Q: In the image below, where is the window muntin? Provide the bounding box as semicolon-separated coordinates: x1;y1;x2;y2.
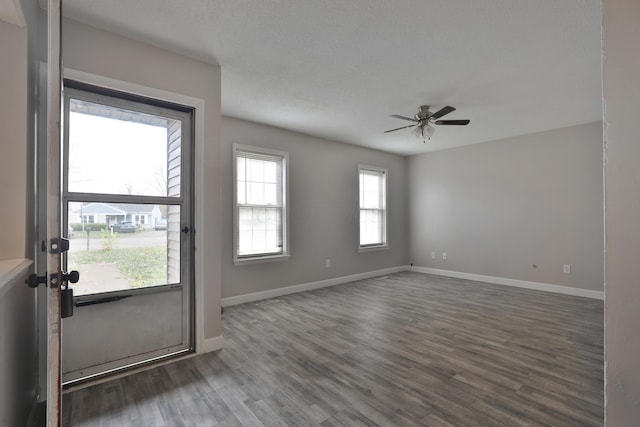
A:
234;145;288;262
359;166;387;249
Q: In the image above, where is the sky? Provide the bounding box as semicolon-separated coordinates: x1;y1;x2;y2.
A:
67;111;169;197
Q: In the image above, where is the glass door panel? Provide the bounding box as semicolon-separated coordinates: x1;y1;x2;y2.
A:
61;84;193;385
67;98;181;198
66;202;181;296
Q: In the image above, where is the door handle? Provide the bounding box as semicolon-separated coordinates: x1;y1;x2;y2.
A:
63;270;80;285
27;270;79;288
181;226;190;234
26;273;47;288
27;271;78;318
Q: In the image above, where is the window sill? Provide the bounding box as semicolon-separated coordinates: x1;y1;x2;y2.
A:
234;254;290;266
358;244;389;253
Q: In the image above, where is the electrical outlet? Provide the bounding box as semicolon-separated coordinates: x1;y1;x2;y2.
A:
563;264;571;274
442;252;447;260
431;252;436;259
325;259;331;268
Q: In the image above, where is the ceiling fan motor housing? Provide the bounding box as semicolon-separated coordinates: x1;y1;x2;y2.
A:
416;105;432;121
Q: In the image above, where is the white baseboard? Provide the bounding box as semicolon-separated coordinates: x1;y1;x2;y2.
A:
221;265;410;307
200;335;224;353
221;264;603;308
410;266;604;300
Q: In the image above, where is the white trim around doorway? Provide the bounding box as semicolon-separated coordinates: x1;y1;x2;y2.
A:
63;68;215;356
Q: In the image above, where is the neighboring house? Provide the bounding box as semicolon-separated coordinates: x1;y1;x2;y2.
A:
69;202;163;229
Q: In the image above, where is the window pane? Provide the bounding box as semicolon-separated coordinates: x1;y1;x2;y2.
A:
264;161;277;183
67;202;179;296
364;173;379;192
360;209;382;245
360;172;382;209
362;190;379;209
264;183;277;205
237;207;282;256
248;182;265;205
252;214;266;250
265;230;277;250
359;168;386;246
68;98;180;197
248;158;264;182
265;208;278;230
235;148;286;259
237;182;246;204
239;156;282;206
237;157;246;204
237;157;246;181
239;208;253;230
239;230;252;253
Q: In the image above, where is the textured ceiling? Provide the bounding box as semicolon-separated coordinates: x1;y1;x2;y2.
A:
60;0;602;156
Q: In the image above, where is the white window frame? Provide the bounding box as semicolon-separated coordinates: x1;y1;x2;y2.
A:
358;164;389;252
233;144;290;265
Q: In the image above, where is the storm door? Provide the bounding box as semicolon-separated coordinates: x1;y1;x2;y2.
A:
61;83;194;385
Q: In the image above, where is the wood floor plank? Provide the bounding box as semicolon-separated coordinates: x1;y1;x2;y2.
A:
62;272;603;426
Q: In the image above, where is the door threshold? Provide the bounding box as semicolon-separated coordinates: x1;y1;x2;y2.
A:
62;348;195;392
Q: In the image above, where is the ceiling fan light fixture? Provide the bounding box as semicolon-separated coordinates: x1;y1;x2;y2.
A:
413;123;436;141
424;124;435;139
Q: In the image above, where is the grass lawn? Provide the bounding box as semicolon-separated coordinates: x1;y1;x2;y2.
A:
68;247;167;287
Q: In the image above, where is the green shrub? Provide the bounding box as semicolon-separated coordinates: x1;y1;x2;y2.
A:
70;222;110;232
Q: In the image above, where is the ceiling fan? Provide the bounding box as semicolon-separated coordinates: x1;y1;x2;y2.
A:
384;105;470;142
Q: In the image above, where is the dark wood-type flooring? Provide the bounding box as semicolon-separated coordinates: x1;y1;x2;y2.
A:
62;272;604;426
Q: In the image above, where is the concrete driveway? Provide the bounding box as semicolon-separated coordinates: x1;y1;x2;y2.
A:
71;262;133;296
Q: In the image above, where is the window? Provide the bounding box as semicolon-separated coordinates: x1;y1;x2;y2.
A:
359;165;388;250
233;144;289;264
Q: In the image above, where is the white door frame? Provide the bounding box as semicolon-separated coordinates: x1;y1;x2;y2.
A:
62;68;208;355
45;0;63;425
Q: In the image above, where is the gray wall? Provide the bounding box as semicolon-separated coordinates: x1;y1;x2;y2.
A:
0;263;36;427
0;0;41;423
221;117;408;299
0;19;28;260
603;0;640;423
408;122;603;291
